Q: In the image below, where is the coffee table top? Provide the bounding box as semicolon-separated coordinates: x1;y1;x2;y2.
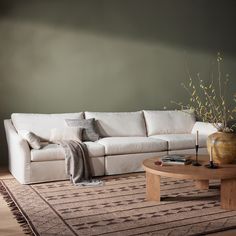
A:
143;155;236;180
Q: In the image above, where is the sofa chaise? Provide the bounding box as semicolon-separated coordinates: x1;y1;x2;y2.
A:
4;110;217;184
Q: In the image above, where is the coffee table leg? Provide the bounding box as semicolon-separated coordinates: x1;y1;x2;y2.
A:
221;178;236;210
195;180;209;190
146;172;160;201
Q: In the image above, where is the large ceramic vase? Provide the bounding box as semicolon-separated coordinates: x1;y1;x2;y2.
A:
207;132;236;164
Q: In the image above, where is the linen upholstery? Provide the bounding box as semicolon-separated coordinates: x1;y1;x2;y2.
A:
143;110;196;136
65;118;99;142
4;110;215;185
11;113;83;141
191;121;218;135
105;151;167;175
97;137;167;155
31;142;105;162
18;130;42;150
31;144;65;162
85;111;146;137
84;141;105;157
4;120;31;184
150;134;207;150
105;149;208;175
29;157;105;184
49;127;82;142
169;148;208;155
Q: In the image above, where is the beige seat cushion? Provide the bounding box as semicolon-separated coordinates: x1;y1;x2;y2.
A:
31;144;65;162
31;142;105;162
84;141;105;157
150;134;207;150
97;137;167;155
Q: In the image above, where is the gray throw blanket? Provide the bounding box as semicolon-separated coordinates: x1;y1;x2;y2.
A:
56;140;103;187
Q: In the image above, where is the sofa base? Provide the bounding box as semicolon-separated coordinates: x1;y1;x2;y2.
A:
105;148;208;175
13;156;105;184
9;148;208;184
105;152;167;175
169;148;208;155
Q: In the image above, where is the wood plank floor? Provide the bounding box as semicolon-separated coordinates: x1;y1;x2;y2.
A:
0;168;25;236
0;168;236;236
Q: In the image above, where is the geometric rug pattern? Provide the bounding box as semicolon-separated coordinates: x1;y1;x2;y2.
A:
1;173;236;236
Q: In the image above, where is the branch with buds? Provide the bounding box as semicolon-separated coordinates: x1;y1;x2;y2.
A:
172;53;236;133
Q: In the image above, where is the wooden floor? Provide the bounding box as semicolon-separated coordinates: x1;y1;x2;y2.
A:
0;168;25;236
0;168;236;236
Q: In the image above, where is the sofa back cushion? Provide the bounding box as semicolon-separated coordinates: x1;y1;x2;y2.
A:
85;111;146;137
143;110;196;136
11;113;83;141
191;121;218;135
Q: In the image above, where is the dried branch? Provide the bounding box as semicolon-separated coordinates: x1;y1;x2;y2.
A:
174;53;236;133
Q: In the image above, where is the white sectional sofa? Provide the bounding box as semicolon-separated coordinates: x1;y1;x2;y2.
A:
4;110;217;184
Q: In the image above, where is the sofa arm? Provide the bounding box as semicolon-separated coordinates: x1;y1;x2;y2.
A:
4;119;31;183
191;121;218;136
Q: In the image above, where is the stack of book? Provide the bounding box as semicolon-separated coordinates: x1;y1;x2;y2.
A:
155;155;192;166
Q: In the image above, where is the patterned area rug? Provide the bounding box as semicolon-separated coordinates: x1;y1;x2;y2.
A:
1;173;236;236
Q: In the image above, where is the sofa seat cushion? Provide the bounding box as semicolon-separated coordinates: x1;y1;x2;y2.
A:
31;144;64;162
97;137;167;155
31;142;105;162
143;110;196;136
84;141;105;157
150;134;207;150
11;113;84;141
85;111;146;137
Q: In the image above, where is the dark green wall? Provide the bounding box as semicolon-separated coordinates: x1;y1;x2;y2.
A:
0;0;236;166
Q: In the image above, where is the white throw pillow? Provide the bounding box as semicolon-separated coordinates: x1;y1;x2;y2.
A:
50;127;83;142
18;130;42;150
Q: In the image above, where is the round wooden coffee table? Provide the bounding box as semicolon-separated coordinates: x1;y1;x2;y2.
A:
142;155;236;210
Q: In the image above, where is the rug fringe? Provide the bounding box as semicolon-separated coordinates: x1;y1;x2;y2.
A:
0;181;35;235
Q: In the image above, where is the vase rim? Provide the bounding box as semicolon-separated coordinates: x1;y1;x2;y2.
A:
216;131;236;134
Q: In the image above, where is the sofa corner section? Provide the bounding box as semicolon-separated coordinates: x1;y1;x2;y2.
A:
4;119;31;184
